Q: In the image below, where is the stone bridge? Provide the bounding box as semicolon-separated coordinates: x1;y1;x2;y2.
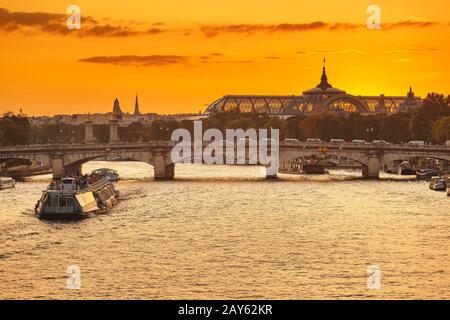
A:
1;141;449;179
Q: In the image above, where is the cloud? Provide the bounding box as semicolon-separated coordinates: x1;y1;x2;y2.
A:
3;7;437;39
78;55;189;66
388;45;437;54
199;20;440;37
382;20;438;30
200;22;330;37
0;7;165;37
78;53;257;67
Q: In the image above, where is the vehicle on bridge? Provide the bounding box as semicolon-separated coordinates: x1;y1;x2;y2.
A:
35;177;118;220
352;139;367;145
330;139;346;144
0;177;15;190
373;140;389;145
408;140;425;147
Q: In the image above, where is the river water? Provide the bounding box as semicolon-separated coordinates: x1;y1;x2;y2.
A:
0;161;449;299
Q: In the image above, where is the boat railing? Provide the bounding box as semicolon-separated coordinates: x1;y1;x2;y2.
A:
45;177;110;194
86;177;110;191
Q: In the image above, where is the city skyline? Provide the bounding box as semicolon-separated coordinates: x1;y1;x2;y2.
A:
1;0;450;116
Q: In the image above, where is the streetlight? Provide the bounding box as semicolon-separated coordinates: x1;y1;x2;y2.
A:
366;127;374;142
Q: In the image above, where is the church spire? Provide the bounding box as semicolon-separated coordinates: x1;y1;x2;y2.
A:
112;97;123;120
317;58;332;91
407;85;415;100
134;94;141;115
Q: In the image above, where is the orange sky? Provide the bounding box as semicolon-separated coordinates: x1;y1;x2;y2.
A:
0;0;449;115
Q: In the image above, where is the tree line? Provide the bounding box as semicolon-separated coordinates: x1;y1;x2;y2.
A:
1;93;449;146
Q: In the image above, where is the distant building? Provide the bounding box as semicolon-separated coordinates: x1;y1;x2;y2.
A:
29;96;202;127
205;61;422;116
112;98;123;120
134;95;141;116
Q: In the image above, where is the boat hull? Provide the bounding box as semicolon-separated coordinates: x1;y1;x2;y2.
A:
0;178;15;190
430;185;446;191
35;177;118;220
38;211;88;220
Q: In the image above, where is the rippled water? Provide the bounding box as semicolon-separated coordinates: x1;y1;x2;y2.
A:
0;161;449;299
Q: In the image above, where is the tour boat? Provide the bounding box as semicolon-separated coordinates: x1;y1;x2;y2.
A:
92;168;120;182
398;161;416;175
0;177;15;190
35;176;119;220
416;169;440;181
279;160;328;175
429;176;446;191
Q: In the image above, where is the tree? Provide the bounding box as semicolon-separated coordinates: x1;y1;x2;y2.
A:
379;113;411;143
0;113;31;145
410;93;450;142
93;124;109;143
299;113;345;140
432;116;450;144
119;122;144;142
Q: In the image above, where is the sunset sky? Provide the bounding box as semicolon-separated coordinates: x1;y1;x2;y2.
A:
0;0;449;115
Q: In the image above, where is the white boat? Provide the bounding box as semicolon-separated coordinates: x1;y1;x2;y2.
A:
92;168;120;182
0;177;15;190
35;176;118;220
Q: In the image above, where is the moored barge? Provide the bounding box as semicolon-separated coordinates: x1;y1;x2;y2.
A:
0;177;15;190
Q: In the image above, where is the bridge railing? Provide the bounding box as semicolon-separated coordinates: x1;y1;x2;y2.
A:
1;141;449;153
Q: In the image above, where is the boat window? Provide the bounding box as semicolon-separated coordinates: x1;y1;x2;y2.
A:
59;196;66;207
50;196;59;207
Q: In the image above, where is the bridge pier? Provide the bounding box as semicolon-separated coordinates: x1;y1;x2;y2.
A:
51;156;82;178
51;157;65;179
362;155;381;179
109;119;120;143
153;155;175;180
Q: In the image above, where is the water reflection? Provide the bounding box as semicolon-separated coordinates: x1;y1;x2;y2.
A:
0;161;448;299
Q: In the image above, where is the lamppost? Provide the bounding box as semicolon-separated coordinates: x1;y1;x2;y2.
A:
366;127;374;142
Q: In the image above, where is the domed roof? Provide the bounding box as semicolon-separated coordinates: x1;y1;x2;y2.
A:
303;63;346;95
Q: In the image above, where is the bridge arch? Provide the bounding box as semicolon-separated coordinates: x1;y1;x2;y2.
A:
59;149;175;180
280;150;370;166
